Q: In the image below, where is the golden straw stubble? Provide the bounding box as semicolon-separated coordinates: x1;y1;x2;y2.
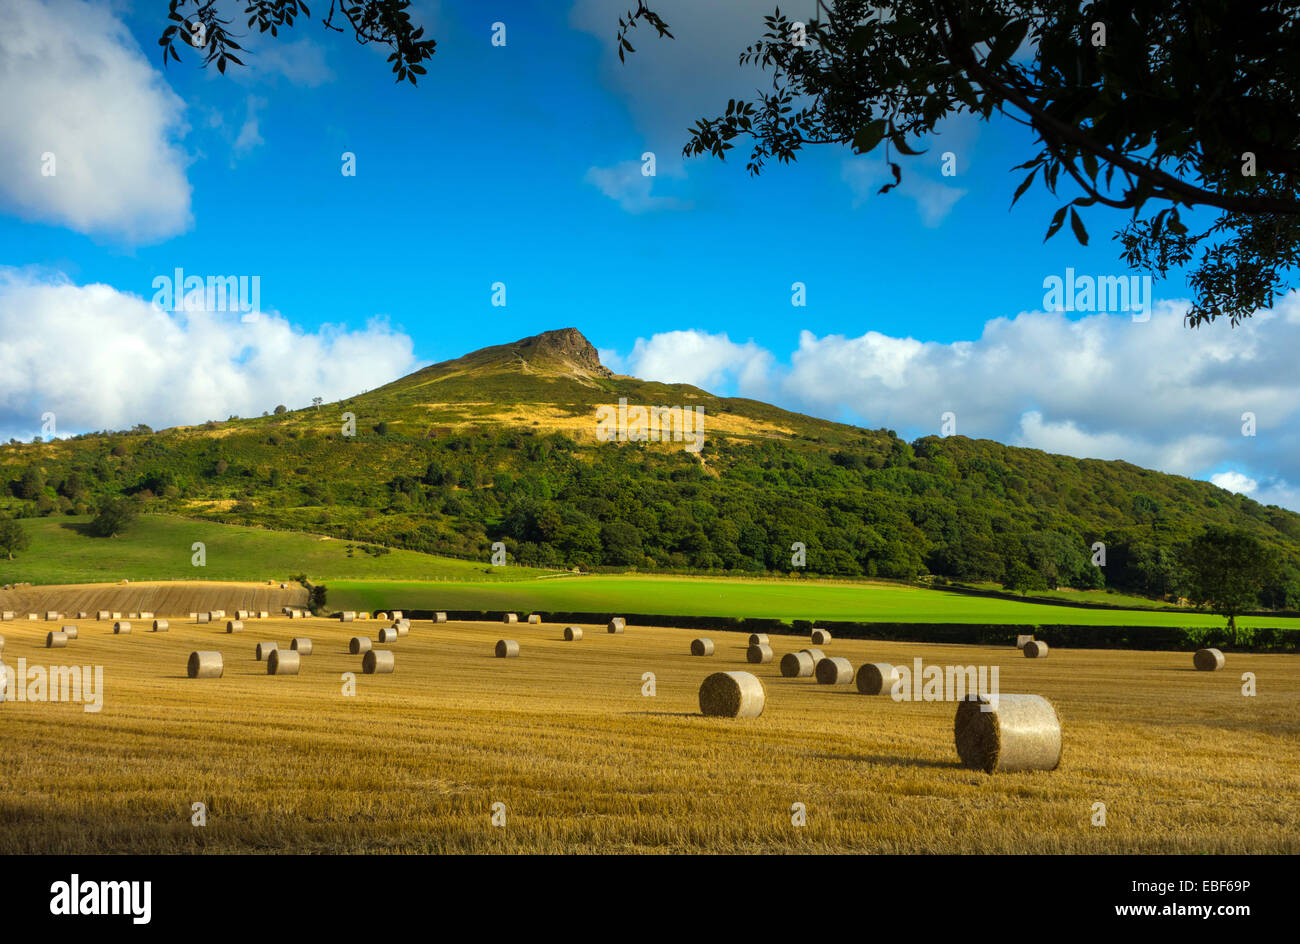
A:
954;694;1062;774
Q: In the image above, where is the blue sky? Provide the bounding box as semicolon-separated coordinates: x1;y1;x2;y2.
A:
1;0;1297;508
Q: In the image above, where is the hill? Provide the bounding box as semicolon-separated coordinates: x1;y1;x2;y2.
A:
3;328;1299;607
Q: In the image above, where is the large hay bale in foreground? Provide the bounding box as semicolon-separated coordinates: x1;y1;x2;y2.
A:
434;612;447;623
746;643;773;664
699;671;766;718
290;637;312;655
810;628;832;645
608;617;626;634
1023;640;1049;659
61;625;79;639
527;614;541;624
45;631;69;649
267;649;300;675
563;626;583;641
1016;634;1034;649
748;633;770;646
363;650;394;674
780;651;814;678
503;613;518;624
1194;647;1225;671
378;627;398;643
226;620;244;634
187;651;223;679
815;656;854;685
495;639;520;658
691;638;715;656
255;641;278;660
855;662;898;695
349;636;371;655
954;693;1062;773
152;620;169;633
113;621;131;634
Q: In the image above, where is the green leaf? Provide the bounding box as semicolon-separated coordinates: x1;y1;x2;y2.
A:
852;119;887;154
1069;207;1089;245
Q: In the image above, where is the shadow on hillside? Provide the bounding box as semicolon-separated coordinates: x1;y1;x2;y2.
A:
56;522;97;537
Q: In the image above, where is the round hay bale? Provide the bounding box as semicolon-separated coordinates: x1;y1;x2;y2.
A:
563;626;583;641
746;643;773;664
1016;634;1034;649
339;611;356;622
495;639;520;658
391;611;403;620
527;614;541;624
1023;640;1049;659
152;620;169;633
45;631;68;648
780;651;814;678
434;612;448;623
748;633;770;646
61;625;79;639
954;693;1062;773
503;613;518;624
378;627;398;643
690;637;715;656
855;662;898;695
1194;647;1225;671
197;612;211;623
363;649;395;674
226;620;244;634
45;611;59;621
258;611;269;619
395;622;410;637
267;649;300;675
187;651;223;679
255;641;278;660
799;647;826;665
815;656;854;685
698;671;766;718
113;621;131;634
607;617;626;634
349;636;371;655
374;612;388;621
810;628;832;645
1;612;14;621
97;611;111;621
290;637;312;655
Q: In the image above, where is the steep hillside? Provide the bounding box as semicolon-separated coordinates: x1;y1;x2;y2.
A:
3;328;1298;605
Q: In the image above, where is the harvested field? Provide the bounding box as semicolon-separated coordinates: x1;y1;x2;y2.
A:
0;581;308;621
0;617;1295;853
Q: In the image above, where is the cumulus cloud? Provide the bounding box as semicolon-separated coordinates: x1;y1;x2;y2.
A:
0;0;192;243
610;296;1300;510
233;96;267;157
584;160;689;213
621;330;774;393
0;269;420;438
243;39;335;87
842;156;968;226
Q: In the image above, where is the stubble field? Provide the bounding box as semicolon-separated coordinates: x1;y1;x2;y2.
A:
1;614;1296;853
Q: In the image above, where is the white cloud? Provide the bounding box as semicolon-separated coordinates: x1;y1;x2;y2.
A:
233;96;267;157
245;39;335;87
0;0;192;243
584;161;688;213
616;330;774;395
1211;471;1258;495
610;295;1300;510
0;269;420;438
842;156;967;226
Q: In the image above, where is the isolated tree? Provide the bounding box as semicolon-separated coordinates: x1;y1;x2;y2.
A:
273;404;288;414
89;498;138;538
0;516;30;560
312;397;323;410
1180;526;1278;631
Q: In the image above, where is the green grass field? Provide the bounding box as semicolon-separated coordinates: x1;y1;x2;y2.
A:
325;575;1291;628
4;515;557;584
